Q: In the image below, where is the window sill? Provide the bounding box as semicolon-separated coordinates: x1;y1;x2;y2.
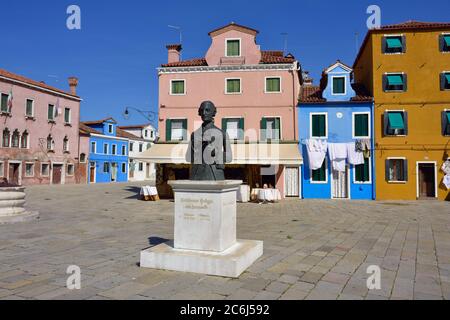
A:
25;116;36;121
1;112;12;117
382;52;405;55
387;181;407;184
385;135;407;137
64;151;70;154
384;90;406;93
64;123;72;127
48;120;56;124
47;150;55;153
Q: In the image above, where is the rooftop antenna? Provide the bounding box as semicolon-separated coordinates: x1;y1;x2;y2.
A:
168;25;182;44
281;33;288;55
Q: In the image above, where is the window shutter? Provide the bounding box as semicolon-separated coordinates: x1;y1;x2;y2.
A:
383;112;389;136
319;115;326;137
439;35;444;52
166;119;172;141
239;118;245;140
442;111;448;136
403;160;408;182
403;74;408;91
382;37;387;53
385;159;390;181
275;118;281;139
182;119;188;141
401;35;407;53
222;118;227;131
403;112;408;135
382;74;387;92
261;118;267;141
440;73;446;91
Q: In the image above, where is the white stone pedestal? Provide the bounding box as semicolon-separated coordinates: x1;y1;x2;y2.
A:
140;180;263;278
0;187;39;225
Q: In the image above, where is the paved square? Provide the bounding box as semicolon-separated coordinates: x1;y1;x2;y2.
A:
0;183;449;300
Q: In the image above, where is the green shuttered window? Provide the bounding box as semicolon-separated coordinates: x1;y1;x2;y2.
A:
312;160;326;182
166;119;187;141
383;36;405;54
261;117;281;140
26;99;33;116
171;80;185;95
226;79;241;94
226;40;240;57
388;112;405;130
1;94;9;112
311;114;326;137
266;78;281;93
354;114;369;137
355;158;370;183
332;77;345;94
48;104;55;120
222;118;244;140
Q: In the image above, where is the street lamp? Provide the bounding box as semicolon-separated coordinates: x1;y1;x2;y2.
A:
123;107;159;126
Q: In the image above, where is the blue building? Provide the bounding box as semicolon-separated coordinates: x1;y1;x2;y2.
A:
298;61;375;200
81;118;129;184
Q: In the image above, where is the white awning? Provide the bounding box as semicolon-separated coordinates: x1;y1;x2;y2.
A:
141;143;303;166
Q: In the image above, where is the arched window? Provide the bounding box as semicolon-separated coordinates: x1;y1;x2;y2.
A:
79;153;86;163
2;128;10;148
63;136;69;152
21;131;28;149
11;130;20;148
47;135;54;151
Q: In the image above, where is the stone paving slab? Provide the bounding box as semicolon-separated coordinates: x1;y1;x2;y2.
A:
0;182;449;300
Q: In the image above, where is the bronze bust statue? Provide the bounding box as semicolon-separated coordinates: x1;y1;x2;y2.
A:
187;101;232;181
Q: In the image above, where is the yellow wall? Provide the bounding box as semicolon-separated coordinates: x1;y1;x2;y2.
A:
355;29;450;201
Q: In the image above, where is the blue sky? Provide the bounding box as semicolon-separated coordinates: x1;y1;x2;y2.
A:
1;0;449;128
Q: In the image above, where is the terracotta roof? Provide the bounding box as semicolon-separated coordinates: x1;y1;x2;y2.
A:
354;20;450;67
260;51;296;64
299;84;373;104
116;128;145;141
0;69;80;100
79;123;101;135
161;58;208;68
81;117;117;126
208;22;259;36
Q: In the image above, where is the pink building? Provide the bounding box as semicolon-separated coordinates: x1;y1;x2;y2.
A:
0;69;83;186
145;23;303;198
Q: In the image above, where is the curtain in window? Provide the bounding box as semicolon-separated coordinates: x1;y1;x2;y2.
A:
172;81;184;94
266;78;280;92
227;40;240;56
227;79;240;93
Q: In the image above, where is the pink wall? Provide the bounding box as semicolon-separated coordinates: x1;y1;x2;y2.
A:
0;79;81;185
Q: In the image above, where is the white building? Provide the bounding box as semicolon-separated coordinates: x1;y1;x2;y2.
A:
118;124;158;182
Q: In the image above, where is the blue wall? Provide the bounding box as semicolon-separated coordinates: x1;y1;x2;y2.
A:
322;65;356;102
87;121;129;183
298;102;375;200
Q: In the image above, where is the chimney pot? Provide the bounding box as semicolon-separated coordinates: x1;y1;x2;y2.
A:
166;44;182;64
68;77;78;95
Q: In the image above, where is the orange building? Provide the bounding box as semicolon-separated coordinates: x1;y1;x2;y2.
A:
354;21;450;201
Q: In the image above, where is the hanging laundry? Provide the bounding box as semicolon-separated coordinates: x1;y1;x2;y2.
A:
443;174;450;190
328;143;348;172
442;160;450;175
305;139;328;170
356;139;371;158
347;142;365;165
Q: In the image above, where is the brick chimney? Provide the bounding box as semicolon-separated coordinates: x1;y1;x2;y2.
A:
166;44;182;64
68;77;78;95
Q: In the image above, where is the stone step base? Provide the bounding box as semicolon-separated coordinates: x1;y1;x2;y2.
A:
0;211;39;225
140;240;263;278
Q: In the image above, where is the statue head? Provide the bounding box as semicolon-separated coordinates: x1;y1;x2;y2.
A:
198;101;217;123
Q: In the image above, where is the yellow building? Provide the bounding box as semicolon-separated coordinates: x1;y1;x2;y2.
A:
354;21;450;201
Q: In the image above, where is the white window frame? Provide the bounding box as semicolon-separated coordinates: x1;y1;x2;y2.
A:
20;131;29;149
352;112;371;139
0;92;10;113
225;78;242;95
108;124;114;134
103;143;109;155
139;143;143;153
383;34;405;55
129;142;134;152
384;72;406;92
441;33;450;54
63;137;69;152
331;75;347;96
169;118;187;141
170;79;186;96
416;161;438;199
223;117;244;141
25;162;35;177
225;38;242;57
48;104;55;121
64;107;71;124
385;109;407;137
264;76;282;94
112;144;117;155
91;141;97;154
121;162;127;173
41;163;50;177
139;162;144;172
79;153;87;164
103;162;110;173
353;157;372;184
310;159;329;184
386;157;407;184
25;99;34;117
0;161;4;177
310;112;328;139
121;145;126;156
66;163;75;176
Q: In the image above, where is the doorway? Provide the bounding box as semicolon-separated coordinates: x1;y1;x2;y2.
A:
332;166;349;199
89;162;96;183
417;163;436;199
111;163;118;182
52;164;63;185
8;162;21;185
146;163;150;179
285;167;299;197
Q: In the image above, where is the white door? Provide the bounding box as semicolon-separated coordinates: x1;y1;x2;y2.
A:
332;167;349;199
285;167;299;197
